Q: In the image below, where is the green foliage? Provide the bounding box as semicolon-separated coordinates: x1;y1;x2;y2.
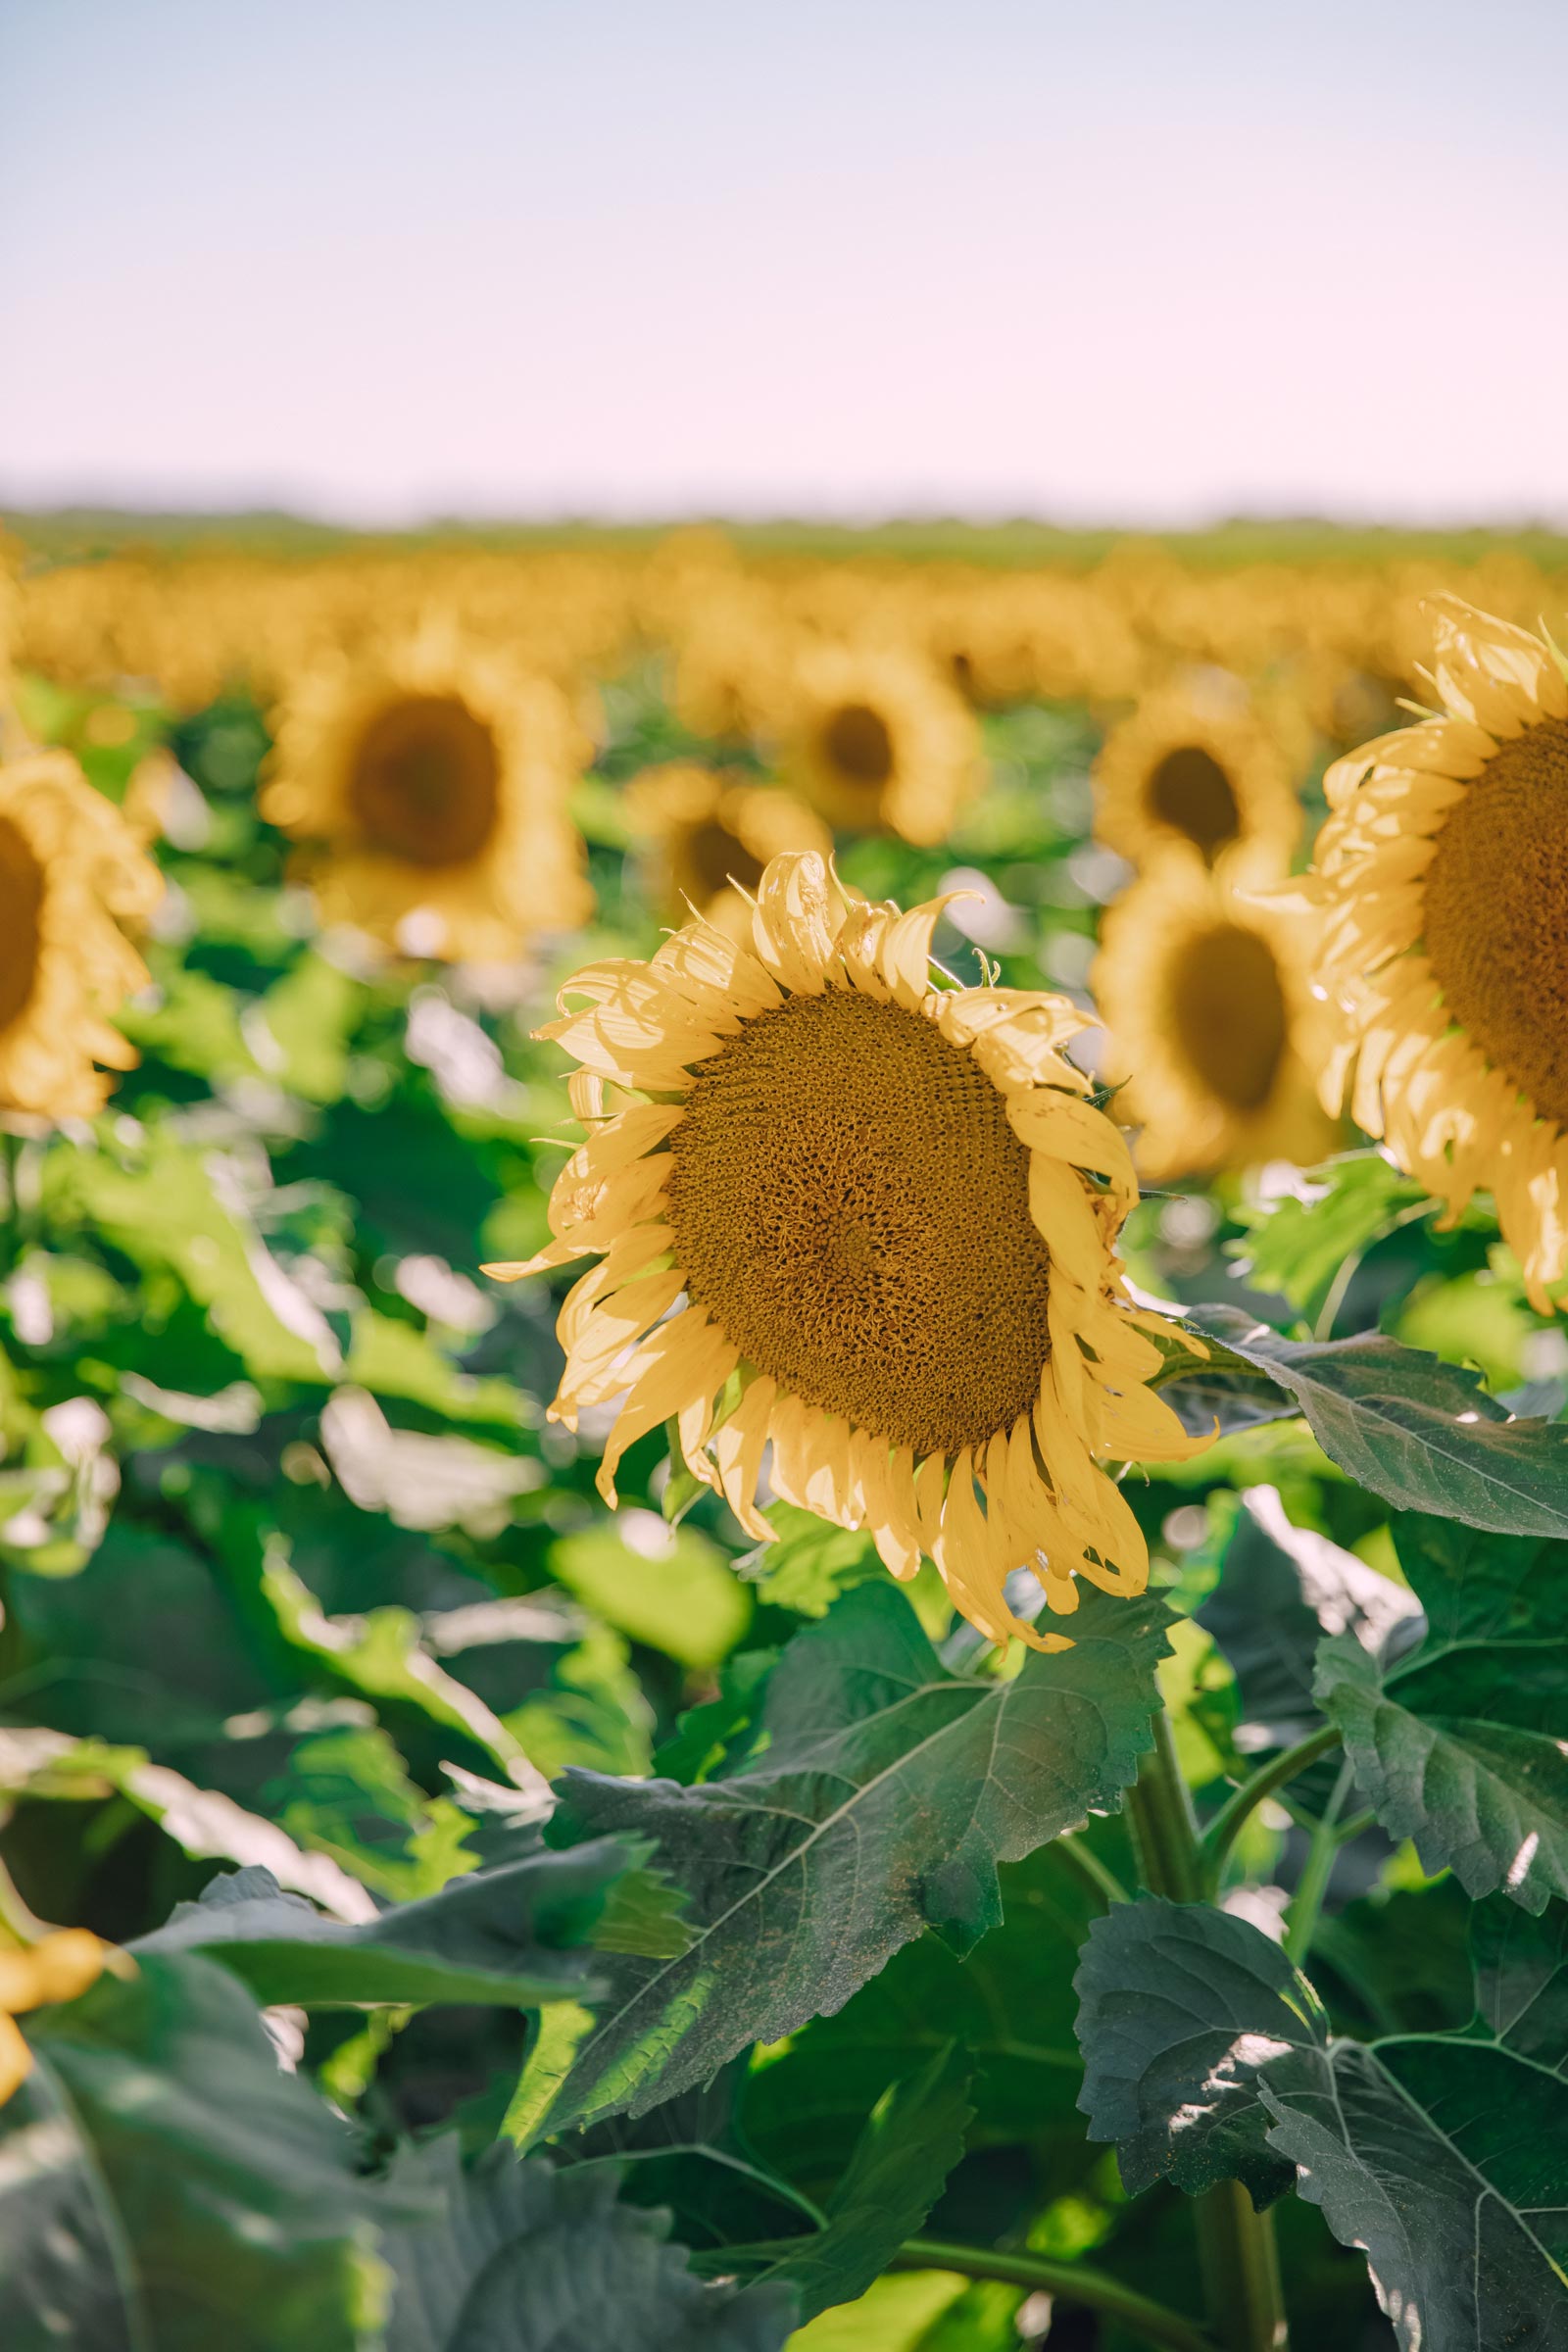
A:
11;657;1567;2349
1074;1897;1328;2208
1164;1304;1568;1536
522;1583;1170;2134
1077;1893;1568;2345
379;2139;798;2351
128;1839;652;2009
1315;1511;1568;1911
0;1954;392;2352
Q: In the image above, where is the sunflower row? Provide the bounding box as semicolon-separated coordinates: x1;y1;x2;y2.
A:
7;529;1564;738
3;556;1567;1646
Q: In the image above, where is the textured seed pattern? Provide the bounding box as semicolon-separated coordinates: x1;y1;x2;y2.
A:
0;818;43;1033
1423;716;1568;1123
665;986;1054;1456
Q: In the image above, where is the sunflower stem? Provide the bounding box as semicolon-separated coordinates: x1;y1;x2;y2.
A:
1199;1723;1344;1888
1127;1709;1292;2352
894;2238;1216;2352
1283;1759;1353;1967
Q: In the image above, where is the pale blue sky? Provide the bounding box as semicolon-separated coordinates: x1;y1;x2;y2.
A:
5;0;1566;522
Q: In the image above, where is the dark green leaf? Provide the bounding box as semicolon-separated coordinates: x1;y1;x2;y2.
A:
1261;2034;1568;2348
1470;1893;1568;2072
1316;1511;1568;1911
564;2070;819;2256
1198;1485;1420;1743
1164;1305;1568;1540
128;1839;646;2008
380;2139;797;2352
1074;1896;1328;2209
525;1581;1170;2134
733;2046;973;2323
742;1837;1111;2188
0;1953;392;2352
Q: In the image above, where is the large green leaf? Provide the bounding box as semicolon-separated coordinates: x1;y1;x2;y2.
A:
1471;1892;1568;2070
1074;1896;1328;2209
1197;1485;1420;1745
1315;1511;1568;1912
729;2046;973;2323
522;1581;1170;2134
1261;2034;1568;2347
0;1953;390;2352
562;2070;821;2256
379;2139;797;2351
1160;1305;1568;1539
1077;1892;1568;2346
128;1839;654;2008
743;1837;1110;2189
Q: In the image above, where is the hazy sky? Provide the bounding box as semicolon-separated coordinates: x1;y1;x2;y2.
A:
5;0;1567;524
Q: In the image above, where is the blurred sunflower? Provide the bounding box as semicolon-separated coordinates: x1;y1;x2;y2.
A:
0;1931;113;2107
489;851;1209;1649
1093;681;1299;872
1094;861;1334;1182
774;643;981;844
263;615;593;961
1282;596;1568;1309
0;747;162;1121
623;762;830;940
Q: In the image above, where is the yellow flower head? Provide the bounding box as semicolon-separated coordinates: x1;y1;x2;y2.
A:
0;747;162;1122
623;762;830;942
1094;861;1336;1183
1286;595;1568;1310
490;851;1209;1650
1093;680;1300;874
262;612;593;962
0;1930;113;2108
773;642;982;845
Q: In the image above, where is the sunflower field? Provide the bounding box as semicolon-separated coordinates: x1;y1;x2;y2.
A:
2;519;1568;2352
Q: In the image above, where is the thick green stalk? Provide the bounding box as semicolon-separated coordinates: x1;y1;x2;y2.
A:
1127;1713;1292;2352
895;2238;1215;2352
1192;2181;1289;2352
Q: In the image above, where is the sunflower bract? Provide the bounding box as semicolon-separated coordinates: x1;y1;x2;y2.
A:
493;849;1212;1650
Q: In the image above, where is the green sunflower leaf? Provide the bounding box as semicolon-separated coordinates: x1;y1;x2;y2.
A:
1260;2030;1568;2346
1315;1510;1568;1912
723;2045;974;2323
1073;1895;1328;2209
0;1952;393;2352
1160;1304;1568;1538
1077;1891;1568;2345
517;1579;1171;2137
379;2138;797;2352
127;1838;656;2009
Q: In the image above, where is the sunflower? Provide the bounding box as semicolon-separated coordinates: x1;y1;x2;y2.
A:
1281;595;1568;1310
0;1931;113;2108
0;747;162;1122
1094;860;1335;1182
262;613;593;961
623;763;831;941
488;851;1209;1650
1093;680;1300;873
772;642;982;844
